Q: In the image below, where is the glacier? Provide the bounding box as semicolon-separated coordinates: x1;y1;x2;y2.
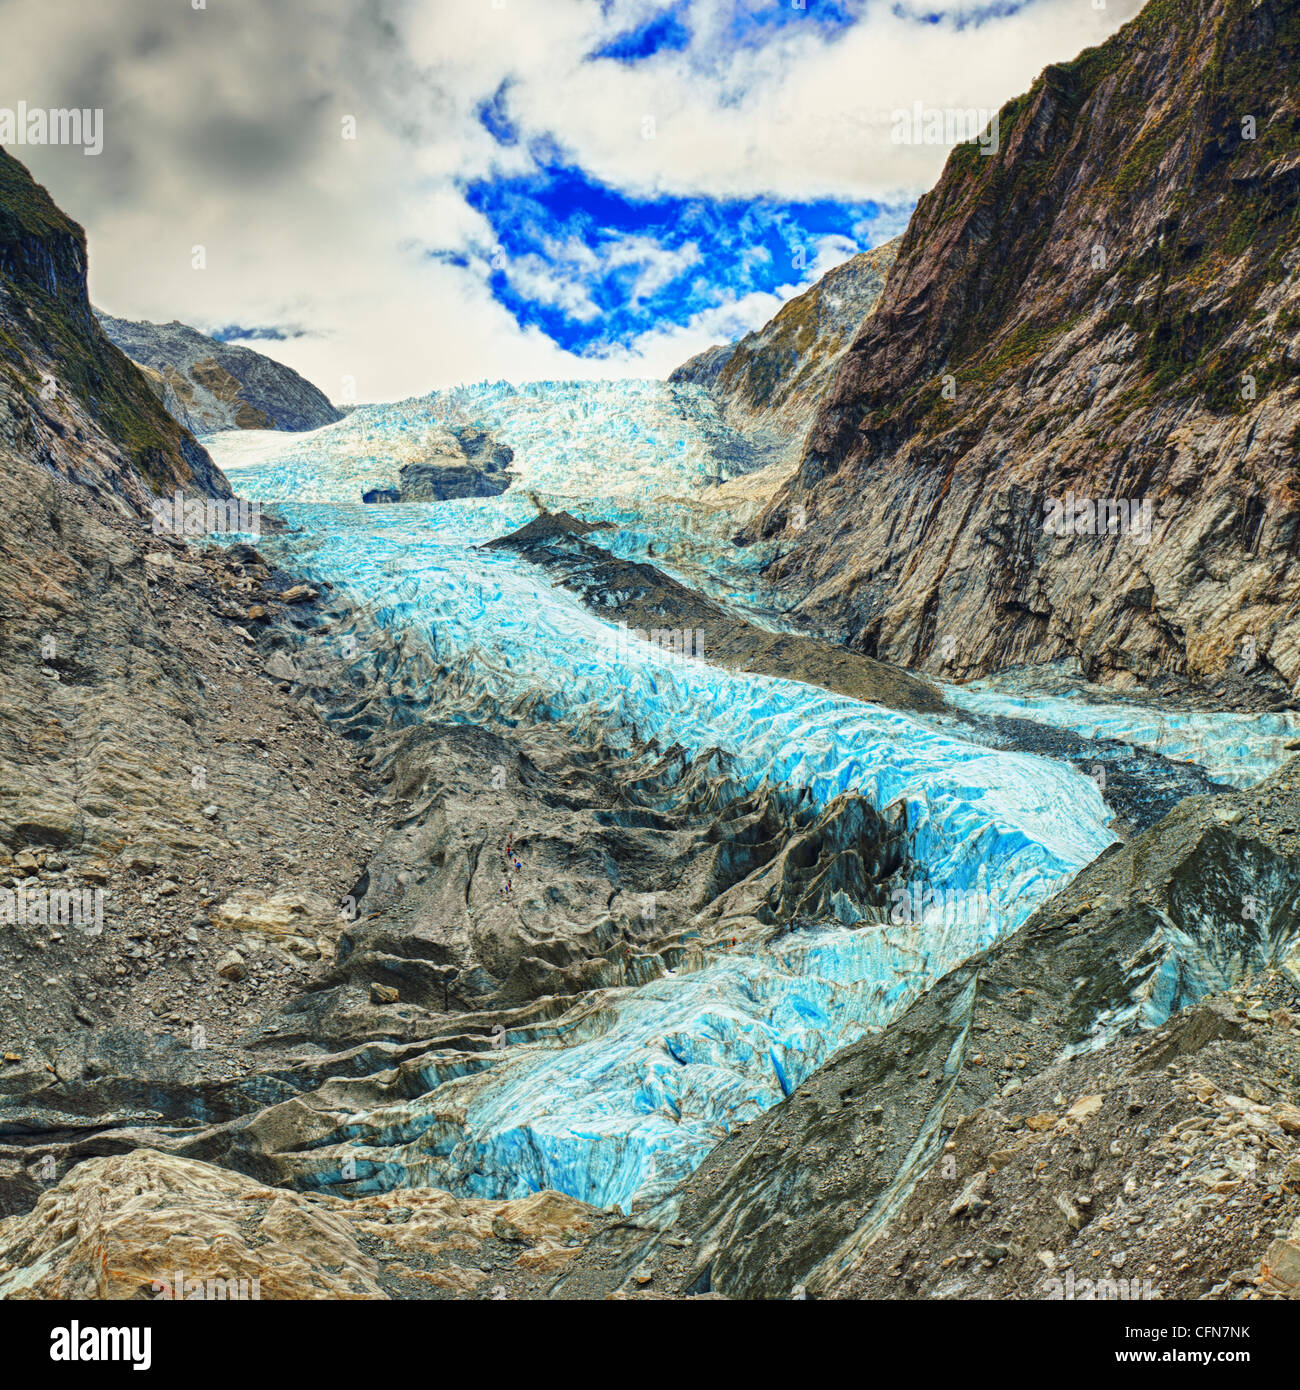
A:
200;379;1279;1211
207;381;791;611
209;379;774;504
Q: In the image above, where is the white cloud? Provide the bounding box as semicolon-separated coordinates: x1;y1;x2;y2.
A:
606;236;703;303
0;0;1146;401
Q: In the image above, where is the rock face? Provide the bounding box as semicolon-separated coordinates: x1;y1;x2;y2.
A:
0;1148;601;1300
673;242;898;460
832;993;1300;1302
95;313;343;434
0;149;227;508
0;147;378;1083
556;758;1300;1300
749;0;1300;693
96;314;343;433
367;424;514;502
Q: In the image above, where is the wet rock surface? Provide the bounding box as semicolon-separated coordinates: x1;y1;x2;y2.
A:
487;504;947;714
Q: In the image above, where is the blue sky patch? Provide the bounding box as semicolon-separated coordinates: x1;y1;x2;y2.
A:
719;0;859;45
592;5;692;62
891;0;1035;27
458;160;899;355
592;1;862;66
477;81;520;145
210;324;306;342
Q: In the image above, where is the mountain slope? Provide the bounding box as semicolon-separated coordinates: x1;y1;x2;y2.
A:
750;0;1300;693
95;312;343;434
0;148;227;506
672;241;898;457
0;146;371;1087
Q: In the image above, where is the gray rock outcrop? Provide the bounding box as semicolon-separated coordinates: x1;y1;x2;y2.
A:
95;312;343;434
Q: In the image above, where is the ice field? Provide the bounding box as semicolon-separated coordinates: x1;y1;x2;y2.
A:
203;384;1292;1208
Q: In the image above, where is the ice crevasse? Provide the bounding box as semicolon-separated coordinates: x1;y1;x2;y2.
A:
946;674;1300;790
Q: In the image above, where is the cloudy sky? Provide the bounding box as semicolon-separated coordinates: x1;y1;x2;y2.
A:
1;0;1140;402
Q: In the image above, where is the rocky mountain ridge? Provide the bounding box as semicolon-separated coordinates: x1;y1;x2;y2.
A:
746;0;1300;695
672;241;898;463
96;312;343;435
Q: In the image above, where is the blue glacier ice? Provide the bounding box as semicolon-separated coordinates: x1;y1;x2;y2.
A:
206;379;792;611
204;397;1130;1209
216;498;1114;900
946;669;1299;789
213;512;1113;1208
206;378;773;505
337;916;1041;1211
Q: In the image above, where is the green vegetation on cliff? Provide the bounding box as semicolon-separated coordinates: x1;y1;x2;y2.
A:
0;148;224;496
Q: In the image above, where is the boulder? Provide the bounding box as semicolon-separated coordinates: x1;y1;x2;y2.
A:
212;889;343;959
0;1150;385;1299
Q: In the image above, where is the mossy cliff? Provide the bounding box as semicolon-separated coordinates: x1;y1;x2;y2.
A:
0;147;229;506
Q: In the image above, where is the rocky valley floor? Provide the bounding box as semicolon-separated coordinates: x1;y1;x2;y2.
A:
5;428;1300;1303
